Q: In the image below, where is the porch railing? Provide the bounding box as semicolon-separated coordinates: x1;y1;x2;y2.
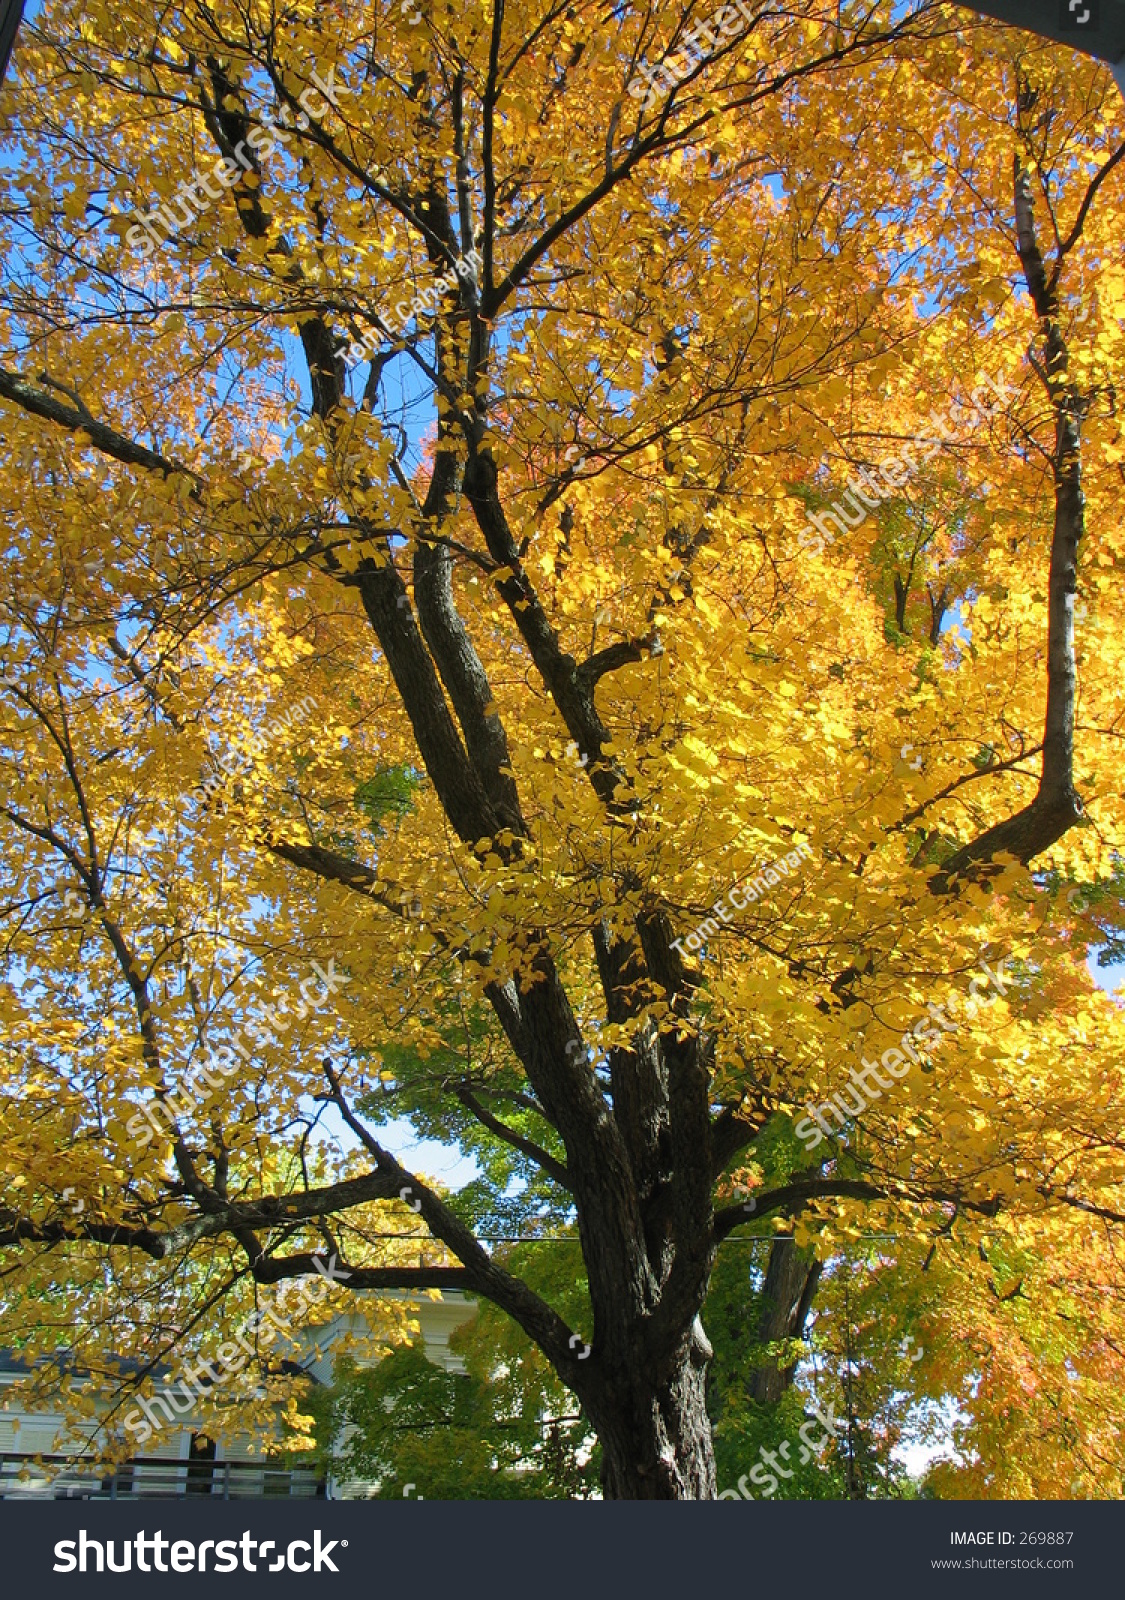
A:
0;1452;325;1499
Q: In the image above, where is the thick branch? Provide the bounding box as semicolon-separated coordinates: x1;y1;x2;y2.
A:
713;1178;1003;1239
320;1063;597;1382
249;1256;473;1291
710;1106;770;1179
0;368;200;485
928;158;1086;889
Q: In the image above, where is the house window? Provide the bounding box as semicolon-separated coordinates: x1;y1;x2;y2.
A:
186;1433;216;1496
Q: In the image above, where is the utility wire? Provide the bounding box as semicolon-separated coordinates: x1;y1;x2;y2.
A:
346;1232;909;1244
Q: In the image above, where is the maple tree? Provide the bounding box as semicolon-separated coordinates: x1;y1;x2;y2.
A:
0;0;1124;1500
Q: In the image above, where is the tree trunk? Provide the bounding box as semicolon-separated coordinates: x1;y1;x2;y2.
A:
592;1319;717;1499
747;1235;822;1406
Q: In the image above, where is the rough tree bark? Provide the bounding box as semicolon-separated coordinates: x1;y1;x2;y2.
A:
747;1237;823;1407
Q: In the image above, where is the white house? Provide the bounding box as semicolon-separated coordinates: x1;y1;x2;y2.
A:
0;1291;476;1500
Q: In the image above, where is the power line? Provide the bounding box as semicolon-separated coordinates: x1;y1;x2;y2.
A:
347;1232;909;1244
